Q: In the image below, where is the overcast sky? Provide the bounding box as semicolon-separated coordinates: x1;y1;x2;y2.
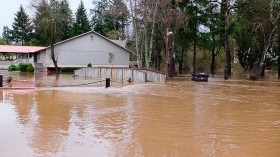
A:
0;0;93;37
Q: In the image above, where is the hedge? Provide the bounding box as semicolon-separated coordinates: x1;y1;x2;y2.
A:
8;64;18;71
17;62;29;72
61;67;80;72
27;64;35;72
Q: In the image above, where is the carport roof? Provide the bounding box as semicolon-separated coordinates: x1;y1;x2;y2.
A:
0;45;46;53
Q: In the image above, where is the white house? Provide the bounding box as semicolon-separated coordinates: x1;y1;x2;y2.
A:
34;31;132;71
0;31;132;71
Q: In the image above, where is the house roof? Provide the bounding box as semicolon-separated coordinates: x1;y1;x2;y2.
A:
38;31;133;54
0;45;46;53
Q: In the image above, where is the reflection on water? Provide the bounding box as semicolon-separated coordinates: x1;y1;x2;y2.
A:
0;72;280;157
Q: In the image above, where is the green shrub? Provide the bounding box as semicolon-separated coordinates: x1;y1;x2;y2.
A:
61;67;80;72
87;63;92;67
17;62;29;72
27;64;35;72
8;64;18;71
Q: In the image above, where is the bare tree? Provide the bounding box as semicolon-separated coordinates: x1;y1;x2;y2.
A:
254;0;280;80
32;0;59;73
129;0;187;70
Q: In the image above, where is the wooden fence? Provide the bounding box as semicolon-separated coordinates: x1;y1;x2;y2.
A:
74;67;166;83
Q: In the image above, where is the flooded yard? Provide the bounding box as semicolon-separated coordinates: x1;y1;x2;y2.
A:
0;71;280;157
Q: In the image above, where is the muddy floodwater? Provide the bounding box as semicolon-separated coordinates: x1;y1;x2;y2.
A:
0;71;280;157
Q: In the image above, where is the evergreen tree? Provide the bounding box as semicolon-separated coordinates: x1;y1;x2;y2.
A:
73;1;91;36
11;5;33;45
2;26;12;44
198;1;223;75
91;0;129;39
33;0;51;46
58;0;73;40
33;0;74;44
32;0;59;72
0;39;7;45
91;0;110;36
106;0;129;39
178;0;203;74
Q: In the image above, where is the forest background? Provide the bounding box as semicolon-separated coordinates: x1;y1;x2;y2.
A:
0;0;280;79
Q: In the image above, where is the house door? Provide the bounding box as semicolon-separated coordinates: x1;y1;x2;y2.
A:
34;54;37;62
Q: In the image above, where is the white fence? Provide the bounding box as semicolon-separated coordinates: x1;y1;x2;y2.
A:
74;67;166;83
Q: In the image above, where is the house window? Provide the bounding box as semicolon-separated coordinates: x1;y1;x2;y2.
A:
18;54;29;58
109;53;114;63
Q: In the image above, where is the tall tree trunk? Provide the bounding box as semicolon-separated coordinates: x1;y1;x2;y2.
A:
210;7;216;75
50;22;59;74
135;24;141;67
154;25;161;71
226;4;231;75
141;33;145;66
278;33;280;79
179;47;184;74
179;63;183;74
224;34;230;79
277;31;280;79
154;54;157;70
278;15;280;79
168;32;175;77
147;0;159;68
156;36;161;71
143;0;150;68
193;40;197;74
144;27;149;67
278;56;280;78
154;49;161;71
143;0;149;68
50;42;59;73
130;0;141;68
211;46;216;75
193;7;197;74
255;14;279;80
222;0;230;79
165;28;169;74
157;55;161;70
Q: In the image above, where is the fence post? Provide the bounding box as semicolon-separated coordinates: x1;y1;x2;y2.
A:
122;69;124;84
144;73;147;83
105;78;110;88
84;68;86;79
99;68;101;80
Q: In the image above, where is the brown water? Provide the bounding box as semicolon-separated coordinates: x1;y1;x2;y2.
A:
0;72;280;157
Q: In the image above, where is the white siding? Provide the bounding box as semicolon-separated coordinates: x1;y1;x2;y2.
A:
36;51;47;65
